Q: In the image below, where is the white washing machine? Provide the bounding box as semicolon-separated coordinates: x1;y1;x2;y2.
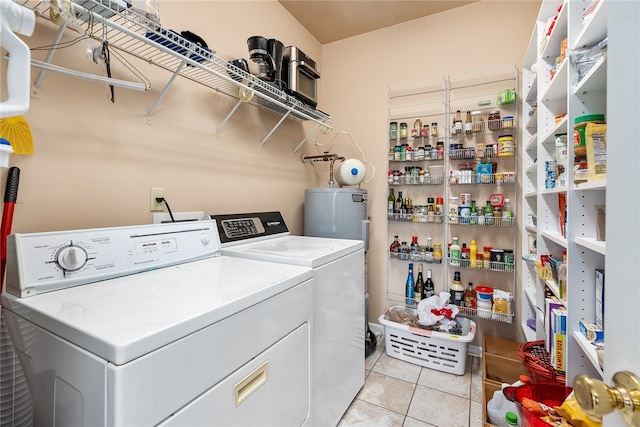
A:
209;212;365;427
0;220;314;426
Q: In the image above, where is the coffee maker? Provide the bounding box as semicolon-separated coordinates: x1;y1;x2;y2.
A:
247;36;284;90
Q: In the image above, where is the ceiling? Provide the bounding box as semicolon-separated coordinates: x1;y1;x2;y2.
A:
278;1;478;44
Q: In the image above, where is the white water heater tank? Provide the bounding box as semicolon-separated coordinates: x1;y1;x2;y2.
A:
334;158;365;186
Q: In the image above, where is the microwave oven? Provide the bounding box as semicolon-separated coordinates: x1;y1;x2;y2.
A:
283;46;319;109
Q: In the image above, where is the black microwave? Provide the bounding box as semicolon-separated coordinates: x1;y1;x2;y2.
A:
283;46;320;109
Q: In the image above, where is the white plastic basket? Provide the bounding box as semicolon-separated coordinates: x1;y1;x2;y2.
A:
378;306;476;375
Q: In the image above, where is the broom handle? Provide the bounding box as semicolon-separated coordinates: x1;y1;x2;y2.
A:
1;166;20;292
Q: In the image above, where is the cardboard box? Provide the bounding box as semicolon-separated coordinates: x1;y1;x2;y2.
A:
545;297;563;352
580;321;604;342
595;269;605;329
551;308;567;372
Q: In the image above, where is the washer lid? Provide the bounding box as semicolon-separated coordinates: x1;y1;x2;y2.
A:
1;256;311;365
221;235;363;268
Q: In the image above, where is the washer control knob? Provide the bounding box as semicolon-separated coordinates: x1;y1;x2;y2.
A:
201;234;210;245
56;245;88;272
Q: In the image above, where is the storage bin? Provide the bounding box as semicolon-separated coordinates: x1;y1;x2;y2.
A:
379;306;476;375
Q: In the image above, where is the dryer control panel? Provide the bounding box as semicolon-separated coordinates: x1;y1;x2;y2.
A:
209;211;289;245
4;220;220;297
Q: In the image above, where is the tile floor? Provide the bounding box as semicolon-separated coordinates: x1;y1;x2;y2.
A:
339;333;484;427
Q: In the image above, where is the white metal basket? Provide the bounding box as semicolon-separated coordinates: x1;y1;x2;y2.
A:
379;306;476;375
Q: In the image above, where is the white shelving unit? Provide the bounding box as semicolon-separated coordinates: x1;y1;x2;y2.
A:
520;0;608;385
386;65;519;325
18;0;332;149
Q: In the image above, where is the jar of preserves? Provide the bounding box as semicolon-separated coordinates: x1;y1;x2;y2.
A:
488;110;502;131
422;125;430;138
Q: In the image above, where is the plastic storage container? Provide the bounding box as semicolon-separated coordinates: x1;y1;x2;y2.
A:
379;306;476;375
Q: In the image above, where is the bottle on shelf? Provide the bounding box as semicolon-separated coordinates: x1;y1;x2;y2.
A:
461;243;470;264
389;235;401;259
450;237;461;266
388;188;395;219
470;200;478;225
470;239;478;269
464;281;476;309
431;122;438;138
423;268;435;299
415;264;424;302
503;198;513;226
399;241;410;260
453;110;463;135
485;200;494;226
450;271;465;307
464;111;473;135
410;236;420;261
395;190;403;218
405;263;415;304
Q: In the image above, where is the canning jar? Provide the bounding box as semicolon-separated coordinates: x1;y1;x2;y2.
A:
488;110;502;131
389;122;398;140
471;111;483;133
399;122;408;139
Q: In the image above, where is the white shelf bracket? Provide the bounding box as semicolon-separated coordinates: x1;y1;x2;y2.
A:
147;59;187;123
260;110;292;145
293;123;322;153
216;98;243;136
32;22;67;94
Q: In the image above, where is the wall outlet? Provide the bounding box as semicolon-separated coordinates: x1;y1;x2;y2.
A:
150;187;164;212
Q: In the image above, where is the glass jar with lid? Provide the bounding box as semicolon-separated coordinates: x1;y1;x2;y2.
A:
471;111;483;133
488;110;502;132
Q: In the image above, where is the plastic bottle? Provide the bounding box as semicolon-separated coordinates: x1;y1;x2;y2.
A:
487;375;530;426
450;237;461;266
464;282;476;309
450;271;465;307
505;412;518;426
470;239;478;269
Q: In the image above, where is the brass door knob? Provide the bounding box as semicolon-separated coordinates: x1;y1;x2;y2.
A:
573;371;640;426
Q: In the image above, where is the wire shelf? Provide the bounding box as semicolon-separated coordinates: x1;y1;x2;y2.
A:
448;216;516;227
19;0;332;127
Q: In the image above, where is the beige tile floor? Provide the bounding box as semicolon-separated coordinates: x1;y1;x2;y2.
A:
339;334;484;427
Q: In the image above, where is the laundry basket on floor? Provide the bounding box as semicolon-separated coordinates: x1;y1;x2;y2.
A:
379;306;476;375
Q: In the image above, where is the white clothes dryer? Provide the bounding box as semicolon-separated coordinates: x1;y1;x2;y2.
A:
1;220;314;426
209;211;365;427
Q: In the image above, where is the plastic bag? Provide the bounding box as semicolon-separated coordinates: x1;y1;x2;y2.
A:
569;37;607;85
416;291;458;326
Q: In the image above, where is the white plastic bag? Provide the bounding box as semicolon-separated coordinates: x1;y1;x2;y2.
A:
416;291;459;326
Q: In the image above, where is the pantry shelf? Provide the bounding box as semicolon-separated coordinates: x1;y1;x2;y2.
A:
574;237;606;255
19;0;332;148
572;331;603;378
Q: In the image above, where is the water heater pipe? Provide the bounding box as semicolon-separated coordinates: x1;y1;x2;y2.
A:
301;153;345;188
